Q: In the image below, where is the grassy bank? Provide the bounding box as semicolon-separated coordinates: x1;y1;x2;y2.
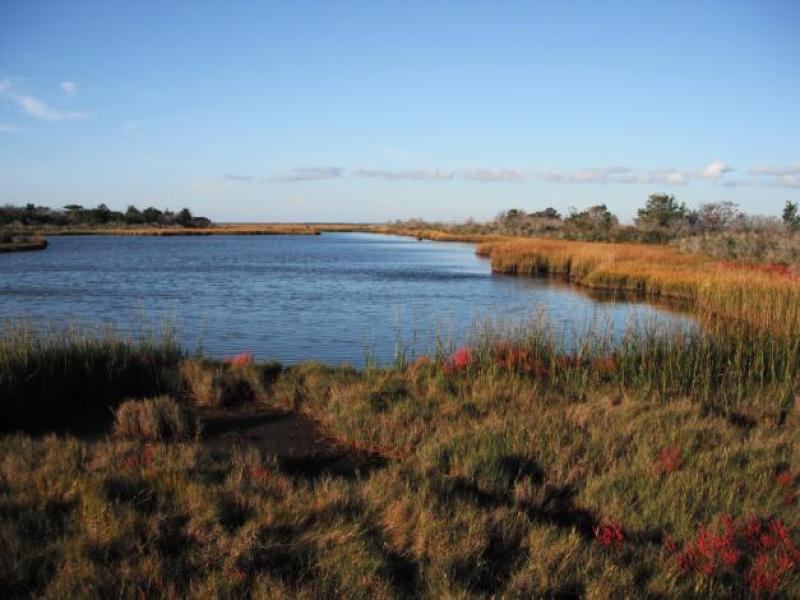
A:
0;324;798;597
0;238;48;253
476;237;800;334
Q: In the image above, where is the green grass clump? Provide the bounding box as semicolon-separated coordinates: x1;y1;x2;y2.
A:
0;323;182;432
112;396;199;441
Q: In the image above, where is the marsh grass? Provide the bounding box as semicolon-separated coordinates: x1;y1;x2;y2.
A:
477;237;800;335
180;358;282;407
0;323;182;432
112;396;200;441
1;313;798;596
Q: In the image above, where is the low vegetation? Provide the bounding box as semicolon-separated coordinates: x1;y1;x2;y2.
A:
475;237;800;335
0;317;798;596
112;396;199;441
0;229;47;253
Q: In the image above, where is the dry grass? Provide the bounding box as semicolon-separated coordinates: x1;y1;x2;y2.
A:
112;396;199;441
477;237;800;333
1;356;798;597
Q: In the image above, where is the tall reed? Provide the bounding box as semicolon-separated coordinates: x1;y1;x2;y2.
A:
0;323;182;431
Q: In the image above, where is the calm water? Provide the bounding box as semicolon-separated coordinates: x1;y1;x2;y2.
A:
0;233;694;365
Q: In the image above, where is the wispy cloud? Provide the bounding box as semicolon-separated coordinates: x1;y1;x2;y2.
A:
0;79;89;121
222;173;259;183
353;168;455;181
459;168;528;182
748;164;800;177
60;81;77;96
537;162;731;186
269;167;345;182
0;123;23;133
538;166;635;184
698;161;732;180
747;164;800;188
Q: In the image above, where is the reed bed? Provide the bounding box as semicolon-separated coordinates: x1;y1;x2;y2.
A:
0;323;182;431
477;238;800;334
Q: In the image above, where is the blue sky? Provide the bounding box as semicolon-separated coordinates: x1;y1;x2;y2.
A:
1;1;798;223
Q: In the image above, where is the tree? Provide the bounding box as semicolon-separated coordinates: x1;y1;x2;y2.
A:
93;203;112;224
566;204;618;231
125;205;144;224
142;207;162;224
635;194;688;230
694;201;742;231
177;208;193;227
782;200;800;231
531;207;561;219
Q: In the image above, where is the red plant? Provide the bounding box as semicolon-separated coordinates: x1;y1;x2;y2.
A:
594;522;625;552
225;351;254;366
249;465;271;482
656;445;683;475
443;347;471;376
453;347;471;369
674;515;799;593
777;471;795;488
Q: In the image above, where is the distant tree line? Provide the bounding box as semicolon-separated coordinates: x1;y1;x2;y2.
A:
487;195;800;243
0;203;212;228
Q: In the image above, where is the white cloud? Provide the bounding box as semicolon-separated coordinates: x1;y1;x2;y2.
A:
775;174;800;188
747;165;800;188
60;81;77;96
458;168;528;182
698;161;732;180
0;123;23;133
269;167;345;182
0;79;89;121
353;168;455;181
538;166;634;184
748;164;800;177
538;164;732;186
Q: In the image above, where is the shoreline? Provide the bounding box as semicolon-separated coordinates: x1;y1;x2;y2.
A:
0;238;48;253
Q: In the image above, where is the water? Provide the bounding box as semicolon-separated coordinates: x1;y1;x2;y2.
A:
0;233;695;365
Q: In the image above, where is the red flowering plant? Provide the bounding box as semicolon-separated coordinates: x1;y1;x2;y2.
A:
443;347;472;376
669;514;800;594
594;522;625;553
225;351;254;366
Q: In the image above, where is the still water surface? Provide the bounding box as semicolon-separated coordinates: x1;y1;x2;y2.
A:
0;233;694;365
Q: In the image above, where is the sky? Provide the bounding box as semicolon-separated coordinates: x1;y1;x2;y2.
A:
1;1;799;223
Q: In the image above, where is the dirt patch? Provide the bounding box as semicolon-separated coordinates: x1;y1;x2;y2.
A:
193;405;388;478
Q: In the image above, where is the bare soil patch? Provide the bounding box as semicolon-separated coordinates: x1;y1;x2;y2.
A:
193;405;389;478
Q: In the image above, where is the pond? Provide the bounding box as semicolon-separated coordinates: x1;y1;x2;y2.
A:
0;233;696;365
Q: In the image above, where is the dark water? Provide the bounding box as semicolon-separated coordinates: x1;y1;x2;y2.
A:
0;233;694;365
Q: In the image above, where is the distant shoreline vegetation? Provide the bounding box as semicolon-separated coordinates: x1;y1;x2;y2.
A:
1;202;213;229
0;203;332;237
